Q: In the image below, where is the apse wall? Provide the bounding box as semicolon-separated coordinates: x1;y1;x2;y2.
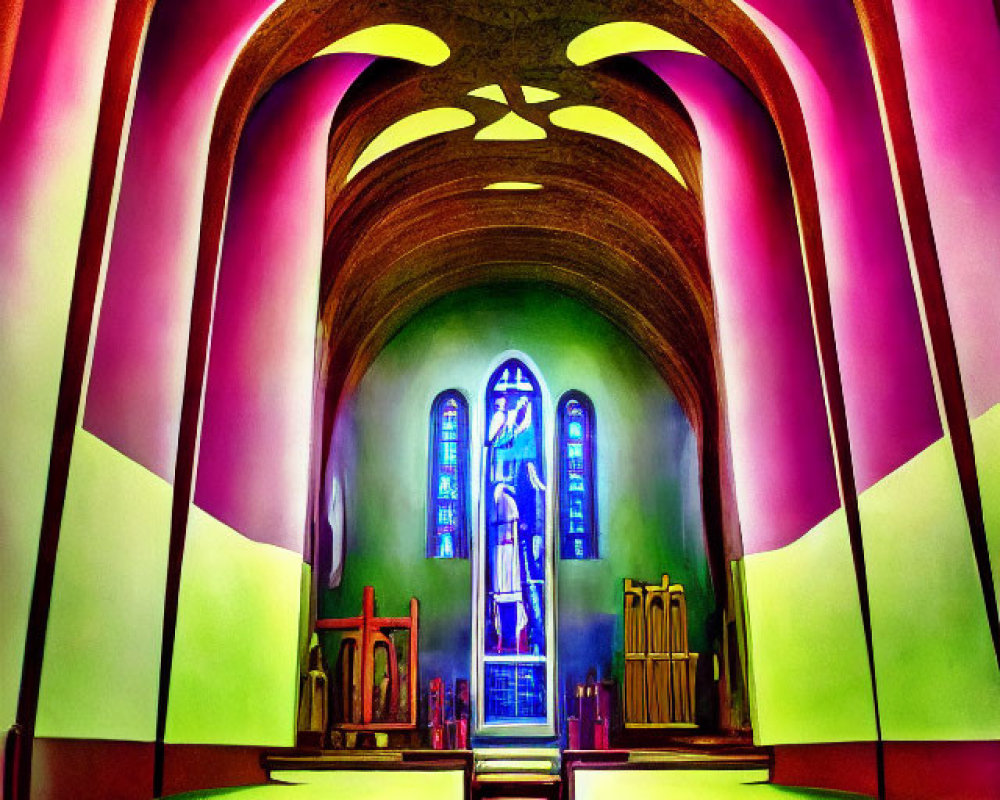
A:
321;283;712;732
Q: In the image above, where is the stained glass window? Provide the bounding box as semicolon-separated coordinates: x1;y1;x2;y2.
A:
558;391;597;559
427;390;469;558
482;359;548;726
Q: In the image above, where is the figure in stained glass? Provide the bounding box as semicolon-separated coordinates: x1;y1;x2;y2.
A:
481;359;548;726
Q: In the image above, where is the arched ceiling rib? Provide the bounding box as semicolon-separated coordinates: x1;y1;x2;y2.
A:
205;0;815;598
205;0;827;424
201;0;835;542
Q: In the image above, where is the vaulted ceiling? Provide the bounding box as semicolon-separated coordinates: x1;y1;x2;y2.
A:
205;0;855;575
207;0;808;413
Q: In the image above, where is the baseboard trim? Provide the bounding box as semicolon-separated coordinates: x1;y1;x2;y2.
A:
772;742;879;797
30;738;154;800
161;742;269;796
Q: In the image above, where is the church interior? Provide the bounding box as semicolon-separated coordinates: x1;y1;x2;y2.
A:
1;0;999;798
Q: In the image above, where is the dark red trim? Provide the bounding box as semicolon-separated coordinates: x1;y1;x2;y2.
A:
883;741;1000;800
154;48;375;798
153;29;326;797
754;34;888;800
152;36;283;798
852;0;1000;668
772;742;879;798
3;726;24;800
153;140;232;798
9;2;155;799
29;738;154;800
161;744;268;796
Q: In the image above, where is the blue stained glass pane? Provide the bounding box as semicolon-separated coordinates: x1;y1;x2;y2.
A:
441;440;457;465
484;661;546;724
483;358;548;726
427;391;469;558
437;505;454;526
559;392;596;559
438;474;456;498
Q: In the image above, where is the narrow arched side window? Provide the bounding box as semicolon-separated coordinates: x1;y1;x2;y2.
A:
558;391;597;559
427;390;470;558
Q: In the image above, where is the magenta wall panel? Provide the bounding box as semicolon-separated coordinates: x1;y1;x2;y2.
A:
738;0;942;491
194;54;372;552
84;0;279;480
893;0;1000;419
638;52;840;554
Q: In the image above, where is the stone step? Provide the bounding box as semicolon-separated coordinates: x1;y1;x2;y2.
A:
472;772;561;800
474;747;560;775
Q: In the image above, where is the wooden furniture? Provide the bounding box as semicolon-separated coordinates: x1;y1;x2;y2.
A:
296;637;329;747
317;585;419;732
566;676;613;749
623;574;698;728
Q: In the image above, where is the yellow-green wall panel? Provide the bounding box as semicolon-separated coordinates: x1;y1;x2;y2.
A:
742;509;876;744
165;506;301;745
35;428;171;740
860;429;1000;740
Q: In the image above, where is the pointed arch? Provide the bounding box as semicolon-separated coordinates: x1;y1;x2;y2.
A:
475;353;556;736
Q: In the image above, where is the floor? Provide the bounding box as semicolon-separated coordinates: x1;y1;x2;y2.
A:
164;769;869;799
167;771;464;799
574;769;868;799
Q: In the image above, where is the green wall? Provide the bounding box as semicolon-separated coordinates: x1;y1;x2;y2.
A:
319;284;713;728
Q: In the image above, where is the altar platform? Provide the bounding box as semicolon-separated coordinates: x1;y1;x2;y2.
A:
224;736;813;800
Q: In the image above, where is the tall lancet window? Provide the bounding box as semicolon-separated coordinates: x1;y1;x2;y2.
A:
479;357;552;733
427;390;469;558
558;391;597;559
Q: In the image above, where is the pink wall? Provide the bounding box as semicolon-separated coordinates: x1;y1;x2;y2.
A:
893;0;1000;419
738;0;942;492
84;0;279;481
194;54;372;552
638;52;840;554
